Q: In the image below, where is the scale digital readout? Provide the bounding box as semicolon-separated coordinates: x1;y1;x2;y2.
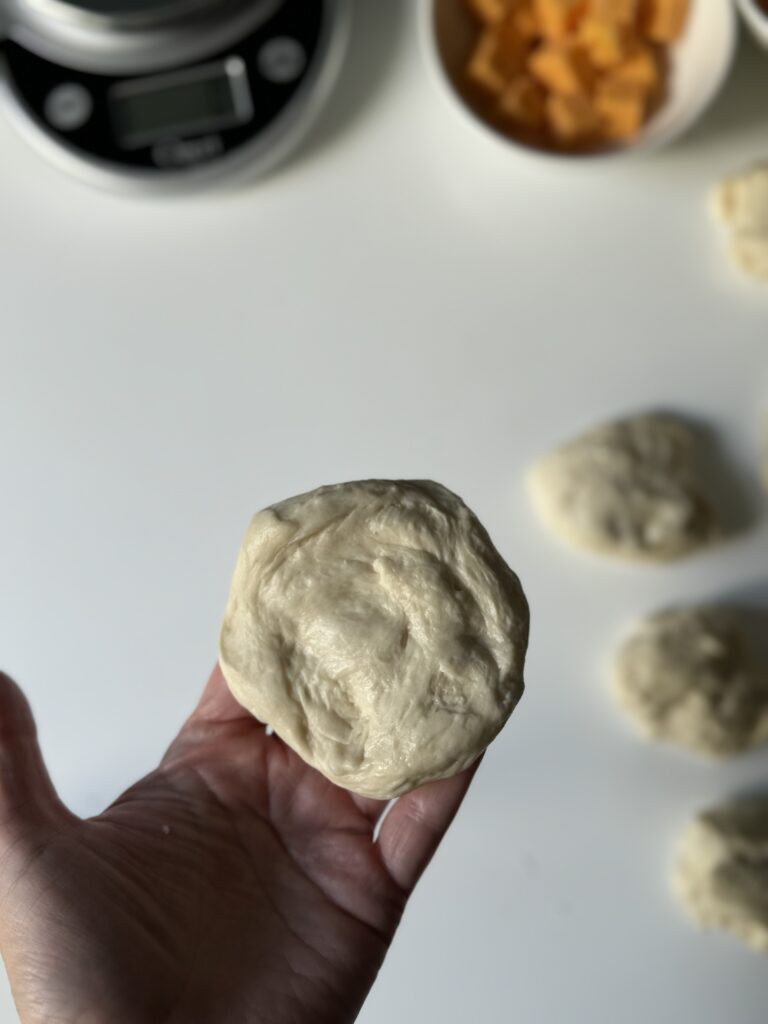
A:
0;0;350;189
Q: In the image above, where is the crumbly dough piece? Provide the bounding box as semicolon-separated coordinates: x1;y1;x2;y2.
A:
613;607;768;757
674;796;768;953
713;163;768;281
219;480;529;799
529;413;720;561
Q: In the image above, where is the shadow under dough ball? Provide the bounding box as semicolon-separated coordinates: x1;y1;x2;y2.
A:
219;479;529;799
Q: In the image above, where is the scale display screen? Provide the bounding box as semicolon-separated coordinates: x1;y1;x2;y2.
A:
109;57;253;148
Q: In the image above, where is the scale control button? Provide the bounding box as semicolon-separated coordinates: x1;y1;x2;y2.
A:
257;37;307;84
44;84;93;132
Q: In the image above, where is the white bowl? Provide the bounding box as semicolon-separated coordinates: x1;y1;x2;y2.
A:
736;0;768;47
422;0;738;159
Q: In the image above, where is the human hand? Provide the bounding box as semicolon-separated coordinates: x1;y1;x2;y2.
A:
0;666;479;1024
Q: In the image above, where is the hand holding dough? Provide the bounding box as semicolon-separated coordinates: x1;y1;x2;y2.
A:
219;480;529;799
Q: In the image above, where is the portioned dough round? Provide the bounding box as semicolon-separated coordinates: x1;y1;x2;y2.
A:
613;607;768;757
713;163;768;236
529;413;719;561
675;796;768;953
219;480;529;799
712;163;768;281
730;236;768;280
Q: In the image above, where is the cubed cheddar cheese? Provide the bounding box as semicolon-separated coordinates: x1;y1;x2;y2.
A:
533;0;587;39
467;0;516;24
546;92;600;142
579;16;632;69
590;0;640;26
499;74;548;125
595;79;647;138
466;21;529;92
609;45;661;95
510;2;540;39
467;32;507;92
640;0;689;42
493;16;532;76
529;42;595;95
463;0;679;152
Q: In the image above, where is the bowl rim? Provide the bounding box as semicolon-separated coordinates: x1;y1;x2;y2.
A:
735;0;768;46
419;0;739;163
737;0;768;19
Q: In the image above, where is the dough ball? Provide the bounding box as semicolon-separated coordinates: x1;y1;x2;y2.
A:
731;236;768;280
613;607;768;757
219;480;529;799
529;413;720;561
674;796;768;953
712;163;768;281
713;163;768;236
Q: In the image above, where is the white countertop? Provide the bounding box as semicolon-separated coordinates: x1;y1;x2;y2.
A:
2;3;768;1021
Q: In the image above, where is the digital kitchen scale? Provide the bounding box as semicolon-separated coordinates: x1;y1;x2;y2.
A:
0;0;351;189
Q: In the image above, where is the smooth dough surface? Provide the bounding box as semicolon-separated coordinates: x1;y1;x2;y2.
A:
713;163;768;281
675;796;768;953
613;607;768;757
529;414;720;561
219;480;529;798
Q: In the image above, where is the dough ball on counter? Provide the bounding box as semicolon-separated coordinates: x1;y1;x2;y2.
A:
713;163;768;281
675;796;768;953
529;413;720;561
714;163;768;236
613;606;768;757
220;479;529;799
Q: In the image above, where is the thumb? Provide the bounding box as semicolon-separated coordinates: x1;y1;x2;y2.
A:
0;672;73;850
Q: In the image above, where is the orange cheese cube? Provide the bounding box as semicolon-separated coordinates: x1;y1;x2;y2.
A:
533;0;587;38
546;92;600;142
609;45;661;95
467;0;518;24
590;0;640;26
463;0;674;153
640;0;689;42
467;32;507;92
466;22;529;92
493;17;532;75
510;2;540;39
595;79;647;137
499;74;548;125
529;42;596;95
579;16;632;68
